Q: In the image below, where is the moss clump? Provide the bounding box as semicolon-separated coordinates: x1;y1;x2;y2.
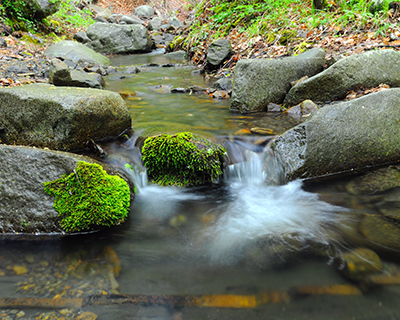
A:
142;132;226;186
44;161;130;232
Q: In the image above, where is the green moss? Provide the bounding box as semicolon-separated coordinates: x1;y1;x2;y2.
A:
43;161;130;232
142;132;226;186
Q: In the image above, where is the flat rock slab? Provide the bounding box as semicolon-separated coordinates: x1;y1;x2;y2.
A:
284;49;400;106
44;40;110;66
0;84;131;151
230;48;325;113
272;88;400;181
0;145;120;236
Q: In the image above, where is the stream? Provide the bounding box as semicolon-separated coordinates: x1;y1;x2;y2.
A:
0;51;399;320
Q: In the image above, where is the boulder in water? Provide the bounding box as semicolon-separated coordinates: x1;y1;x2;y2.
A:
141;132;226;186
230;48;325;113
0;145;132;237
86;22;153;54
49;58;105;89
272;88;400;181
0;83;131;151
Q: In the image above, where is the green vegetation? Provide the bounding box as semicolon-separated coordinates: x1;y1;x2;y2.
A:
0;0;44;31
44;161;130;233
45;0;95;35
0;0;94;34
142;132;226;186
184;0;398;57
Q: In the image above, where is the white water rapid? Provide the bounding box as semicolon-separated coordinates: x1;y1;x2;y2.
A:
115;138;348;265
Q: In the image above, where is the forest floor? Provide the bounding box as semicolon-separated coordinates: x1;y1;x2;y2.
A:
1;0;400;87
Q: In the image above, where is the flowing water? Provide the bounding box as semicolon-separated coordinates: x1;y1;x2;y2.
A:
0;51;400;320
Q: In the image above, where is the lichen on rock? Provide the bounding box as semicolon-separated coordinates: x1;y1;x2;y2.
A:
43;161;130;233
141;132;226;186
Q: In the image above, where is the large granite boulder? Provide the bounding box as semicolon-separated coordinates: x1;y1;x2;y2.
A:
284;49;400;106
206;39;233;70
272;88;400;181
0;83;131;151
86;22;153;54
230;48;326;113
0;145;131;237
44;40;110;66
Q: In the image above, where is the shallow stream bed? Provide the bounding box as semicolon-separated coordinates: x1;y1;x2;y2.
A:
0;51;399;320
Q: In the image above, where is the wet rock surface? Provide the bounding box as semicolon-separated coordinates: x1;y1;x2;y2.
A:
44;41;110;66
273;88;400;181
230;48;326;113
86;23;153;54
0;83;131;151
346;165;400;195
284;49;400;106
338;247;383;281
0;145;120;235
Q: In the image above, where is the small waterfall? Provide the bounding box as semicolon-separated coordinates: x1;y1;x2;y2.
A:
105;134;348;265
222;136;286;186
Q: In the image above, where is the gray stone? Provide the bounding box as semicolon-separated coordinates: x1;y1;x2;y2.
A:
36;0;59;17
284;49;400;106
73;31;91;44
272;88;400;181
300;100;318;115
107;13;123;23
206;39;233;70
134;5;154;18
95;16;108;23
231;48;325;113
168;16;183;28
86;23;152;54
267;103;282;112
148;16;163;30
44;40;110;66
90;4;112;19
213;78;232;91
0;145;127;236
0;83;131;151
17;0;60;20
49;58;105;89
120;15;143;25
164;50;186;61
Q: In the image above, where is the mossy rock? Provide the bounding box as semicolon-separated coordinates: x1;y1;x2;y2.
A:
141;132;226;186
44;161;130;232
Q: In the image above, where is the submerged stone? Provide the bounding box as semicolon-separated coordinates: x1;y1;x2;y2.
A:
338;247;383;281
360;214;400;251
346;165;400;195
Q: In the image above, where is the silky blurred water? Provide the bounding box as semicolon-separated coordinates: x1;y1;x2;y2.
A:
0;51;399;320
